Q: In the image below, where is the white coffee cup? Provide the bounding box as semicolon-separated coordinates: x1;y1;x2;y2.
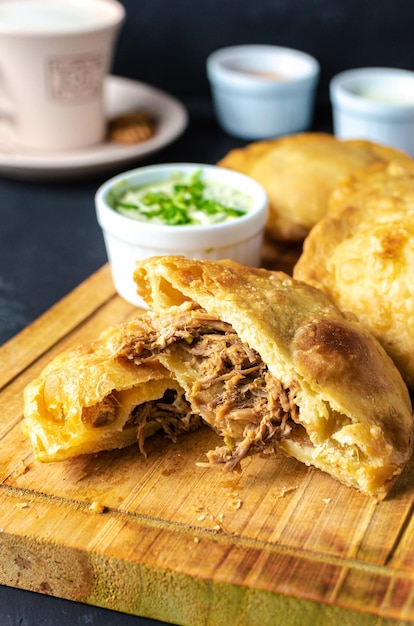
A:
0;0;125;152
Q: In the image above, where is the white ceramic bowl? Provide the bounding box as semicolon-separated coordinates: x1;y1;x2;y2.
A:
330;67;414;155
95;162;268;306
206;44;320;140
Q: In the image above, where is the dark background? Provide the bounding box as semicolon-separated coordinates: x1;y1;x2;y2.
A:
2;0;414;347
1;1;414;624
113;0;414;106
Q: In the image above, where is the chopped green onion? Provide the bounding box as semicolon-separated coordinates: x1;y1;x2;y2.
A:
114;170;248;226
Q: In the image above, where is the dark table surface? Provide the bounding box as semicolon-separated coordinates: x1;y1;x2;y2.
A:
0;96;331;626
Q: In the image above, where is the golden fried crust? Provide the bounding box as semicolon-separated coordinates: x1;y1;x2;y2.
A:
328;159;414;216
134;255;413;498
294;160;414;390
218;133;412;242
218;138;280;175
23;324;180;461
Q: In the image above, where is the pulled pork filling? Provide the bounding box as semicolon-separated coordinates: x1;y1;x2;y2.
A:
127;389;202;456
81;387;201;456
115;308;300;470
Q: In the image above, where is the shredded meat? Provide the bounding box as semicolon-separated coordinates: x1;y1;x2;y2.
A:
125;388;202;456
115;308;300;470
82;386;201;457
179;331;299;469
116;308;231;361
82;394;118;427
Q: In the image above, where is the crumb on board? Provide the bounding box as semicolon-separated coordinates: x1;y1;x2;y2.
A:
89;501;106;514
229;498;242;510
193;503;229;533
16;502;29;509
273;485;299;498
14;460;30;477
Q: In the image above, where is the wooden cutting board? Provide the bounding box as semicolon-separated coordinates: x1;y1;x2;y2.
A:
1;260;414;626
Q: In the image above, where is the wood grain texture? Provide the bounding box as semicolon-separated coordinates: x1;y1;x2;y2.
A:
1;260;414;625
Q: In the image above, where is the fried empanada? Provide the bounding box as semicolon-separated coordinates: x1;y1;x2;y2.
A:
110;255;413;499
23;256;414;498
218;132;412;242
294;160;414;390
23;324;200;462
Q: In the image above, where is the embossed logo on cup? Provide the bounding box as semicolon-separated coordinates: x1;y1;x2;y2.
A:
48;53;105;104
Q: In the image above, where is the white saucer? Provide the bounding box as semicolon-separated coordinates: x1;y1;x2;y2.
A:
0;76;188;181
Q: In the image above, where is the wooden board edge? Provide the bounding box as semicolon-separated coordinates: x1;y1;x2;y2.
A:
0;487;412;625
0;531;407;626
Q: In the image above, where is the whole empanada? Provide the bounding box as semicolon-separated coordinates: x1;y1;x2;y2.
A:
218;132;411;242
294;160;414;390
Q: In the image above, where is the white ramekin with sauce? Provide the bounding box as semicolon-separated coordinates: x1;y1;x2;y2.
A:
206;44;320;140
95;162;268;306
330;67;414;155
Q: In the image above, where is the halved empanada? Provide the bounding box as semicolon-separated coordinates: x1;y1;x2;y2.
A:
23;324;200;462
23;256;413;498
113;255;413;499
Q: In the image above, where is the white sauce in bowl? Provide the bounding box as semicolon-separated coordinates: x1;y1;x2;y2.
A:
112;171;253;226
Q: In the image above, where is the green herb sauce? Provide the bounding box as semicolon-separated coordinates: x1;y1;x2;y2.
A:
112;170;252;226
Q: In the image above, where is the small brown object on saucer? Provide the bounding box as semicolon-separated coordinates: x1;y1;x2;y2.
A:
107;110;157;144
